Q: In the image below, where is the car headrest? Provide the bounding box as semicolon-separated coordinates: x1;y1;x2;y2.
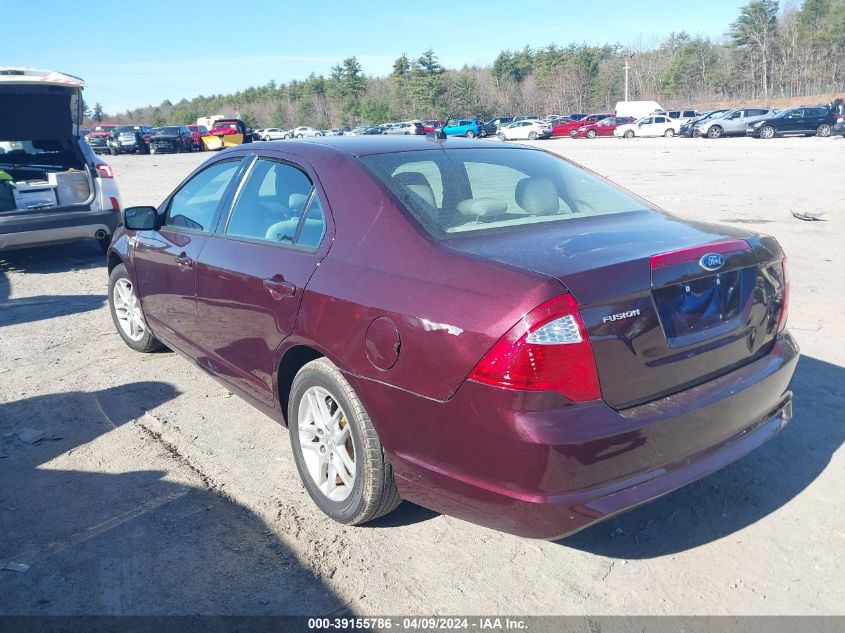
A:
289;193;310;213
456;198;508;217
515;177;559;215
392;172;435;207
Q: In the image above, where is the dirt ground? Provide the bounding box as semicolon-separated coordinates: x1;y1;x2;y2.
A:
1;135;843;616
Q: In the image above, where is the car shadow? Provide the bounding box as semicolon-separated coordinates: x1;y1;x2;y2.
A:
1;242;108;326
366;500;440;529
0;293;106;327
0;382;346;615
559;354;844;558
0;240;105;276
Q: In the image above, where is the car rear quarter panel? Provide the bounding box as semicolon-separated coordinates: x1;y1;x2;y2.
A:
287;151;563;402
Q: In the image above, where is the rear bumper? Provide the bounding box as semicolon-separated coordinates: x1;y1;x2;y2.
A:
348;333;799;539
0;208;119;250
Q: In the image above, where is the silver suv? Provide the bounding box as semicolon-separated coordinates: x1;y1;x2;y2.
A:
695;107;774;139
0;67;122;252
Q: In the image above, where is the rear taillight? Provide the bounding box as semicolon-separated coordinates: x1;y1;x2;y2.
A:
96;164;114;179
469;294;601;402
777;258;790;333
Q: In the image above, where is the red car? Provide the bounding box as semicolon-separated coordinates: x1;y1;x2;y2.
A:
107;137;796;539
551;113;613;138
572;116;635;138
422;120;443;133
185;124;208;151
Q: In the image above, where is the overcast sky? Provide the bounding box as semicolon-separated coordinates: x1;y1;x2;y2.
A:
3;0;750;113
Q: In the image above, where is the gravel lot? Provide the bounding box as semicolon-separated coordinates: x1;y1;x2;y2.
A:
1;136;843;615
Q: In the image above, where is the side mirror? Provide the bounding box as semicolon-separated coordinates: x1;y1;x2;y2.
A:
123;206;157;230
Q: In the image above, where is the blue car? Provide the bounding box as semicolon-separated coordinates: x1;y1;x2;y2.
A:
442;119;481;138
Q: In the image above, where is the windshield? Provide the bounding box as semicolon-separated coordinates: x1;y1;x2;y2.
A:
359;148;649;239
152;127;180;136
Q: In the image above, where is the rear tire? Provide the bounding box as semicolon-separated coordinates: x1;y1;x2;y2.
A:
817;124;832;137
624;130;634;138
288;358;401;525
466;130;476;139
664;128;675;137
528;131;538;140
108;264;164;353
497;132;506;141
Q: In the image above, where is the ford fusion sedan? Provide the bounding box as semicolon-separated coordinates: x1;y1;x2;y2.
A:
106;136;796;539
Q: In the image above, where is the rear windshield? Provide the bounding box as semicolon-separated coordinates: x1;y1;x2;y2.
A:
152;127;180;135
359;148;648;239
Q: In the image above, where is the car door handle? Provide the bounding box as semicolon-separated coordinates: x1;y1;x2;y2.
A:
174;253;194;268
263;278;296;298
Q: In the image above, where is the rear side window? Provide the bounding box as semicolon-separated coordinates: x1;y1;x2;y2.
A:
165;160;241;232
224;158;325;249
360;148;648;239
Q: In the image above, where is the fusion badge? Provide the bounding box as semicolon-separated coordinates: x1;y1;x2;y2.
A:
602;308;641;323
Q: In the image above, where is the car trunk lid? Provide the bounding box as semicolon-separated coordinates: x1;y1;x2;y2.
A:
445;210;787;409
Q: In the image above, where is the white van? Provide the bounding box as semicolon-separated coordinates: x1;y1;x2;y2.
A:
614;101;664;120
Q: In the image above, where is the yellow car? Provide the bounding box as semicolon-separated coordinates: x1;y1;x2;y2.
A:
202;118;252;150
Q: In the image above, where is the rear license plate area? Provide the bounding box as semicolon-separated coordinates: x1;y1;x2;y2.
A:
653;268;755;346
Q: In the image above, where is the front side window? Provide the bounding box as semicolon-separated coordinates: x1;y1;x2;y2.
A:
360;148;648;239
165;160;241;231
224;158;326;249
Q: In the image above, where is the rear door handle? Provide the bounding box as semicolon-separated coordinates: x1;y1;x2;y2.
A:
263;278;296;298
174;254;194;268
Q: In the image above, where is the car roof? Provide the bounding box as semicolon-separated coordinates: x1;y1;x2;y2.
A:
230;136;537;158
0;67;85;88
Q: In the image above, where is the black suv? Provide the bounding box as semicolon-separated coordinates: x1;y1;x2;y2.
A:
148;126;194;153
748;106;837;138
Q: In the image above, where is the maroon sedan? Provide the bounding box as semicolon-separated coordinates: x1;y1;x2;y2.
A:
107;137;796;539
552;113;613;137
573;116;635;138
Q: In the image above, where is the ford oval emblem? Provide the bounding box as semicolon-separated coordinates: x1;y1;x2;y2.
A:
699;252;726;272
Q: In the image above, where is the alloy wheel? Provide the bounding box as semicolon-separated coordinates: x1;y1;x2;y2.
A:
760;126;775;139
297;386;356;502
112;278;146;342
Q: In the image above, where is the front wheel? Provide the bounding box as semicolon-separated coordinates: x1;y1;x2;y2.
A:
479;129;487;137
664;128;675;137
759;125;775;139
108;264;163;353
497;132;506;141
289;358;401;525
586;130;596;139
707;126;723;139
817;124;832;137
624;130;634;138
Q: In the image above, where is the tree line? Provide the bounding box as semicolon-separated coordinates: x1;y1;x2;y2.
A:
94;0;844;129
